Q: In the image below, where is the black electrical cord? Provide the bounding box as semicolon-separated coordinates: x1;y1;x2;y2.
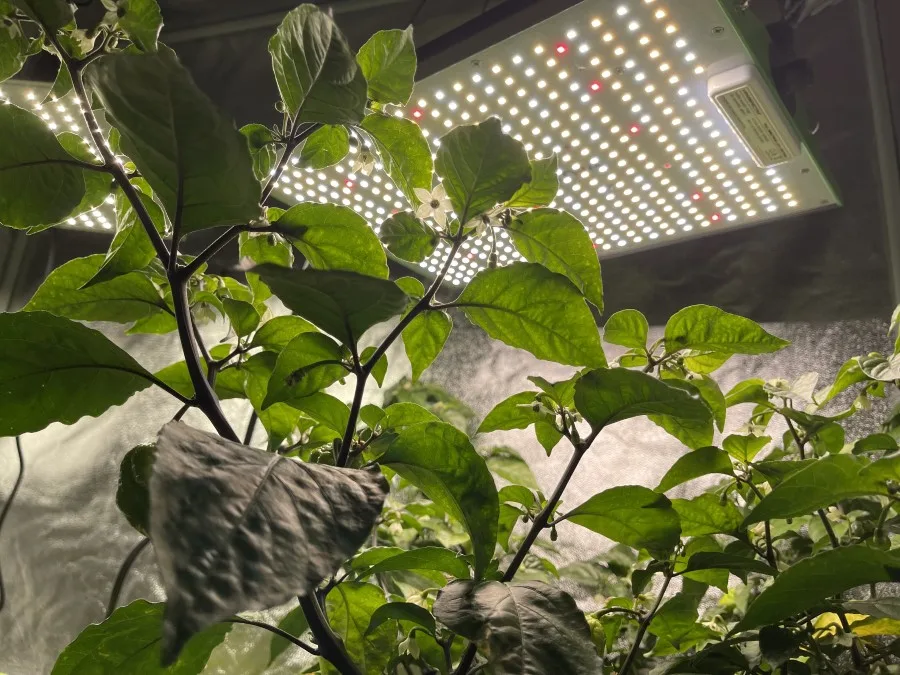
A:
0;436;25;614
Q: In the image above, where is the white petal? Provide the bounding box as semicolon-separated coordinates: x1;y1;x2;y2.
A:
413;188;433;204
433;209;447;228
416;204;433;218
432;183;447;200
439;198;454;211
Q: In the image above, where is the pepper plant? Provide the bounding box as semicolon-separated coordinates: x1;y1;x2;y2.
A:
2;1;900;674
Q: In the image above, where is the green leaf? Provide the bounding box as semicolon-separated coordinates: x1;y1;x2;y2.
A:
432;580;603;674
359;113;433;207
250;315;316;352
0;103;86;229
735;546;900;633
457;262;605;368
723;433;770;463
816;358;868;404
299;124;350;169
657;446;734;492
359;404;385;429
665;305;789;356
853;433;898;455
291;391;350;434
50;599;229;675
497;503;522;552
534;421;563;455
87;47;260;234
499;485;538;510
0;311;156;436
844;598;900;620
743;455;879;526
10;0;73;30
54;132;113;219
221;298;260;338
356;26;416;105
0;18;31;83
360;345;388;387
382;402;442;429
648;593;716;652
672;493;744;536
116;444;155;536
322;583;392;675
676;536;728;591
379;421;499;578
380;211;438;262
253;264;408;348
86;189;165;287
860;453;900;484
682;552;776;577
367;601;435;636
150;422;387;663
477;391;543;433
661;644;749;674
239;230;293;268
507;208;603;310
241;352;302;449
565;486;681;554
240;123;278;181
574;368;712;432
402;310;452;382
528;374;580;408
484;446;539;491
604;309;649;350
358;546;470;580
115;0;163;52
435;117;531;225
649;405;714;450
724;378;768;407
758;626;802;668
860;353;900;381
269;5;367;124
690;375;727;432
506;154;559;209
683;351;731;374
24;254;170;326
396;276;425;299
272;202;388;278
269;604;309;664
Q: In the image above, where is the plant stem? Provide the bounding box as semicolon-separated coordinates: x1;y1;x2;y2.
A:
299;594;362;675
594;607;643;621
224;617;318;656
620;566;673;675
243;411;258;446
741;477;776;567
335;237;464;467
106;537;151;618
0;436;25;614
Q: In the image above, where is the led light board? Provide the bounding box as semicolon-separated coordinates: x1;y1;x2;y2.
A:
1;0;839;288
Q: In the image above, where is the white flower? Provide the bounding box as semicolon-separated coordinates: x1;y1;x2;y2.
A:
464;206;504;238
414;184;453;228
351;150;375;175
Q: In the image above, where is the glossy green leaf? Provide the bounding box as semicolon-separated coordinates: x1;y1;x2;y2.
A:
483;446;539;491
402;310;452;382
648;593;716;652
435;117;531;225
359;113;433;207
724;378;768;407
380;211;438;262
299;124;350;169
240;123;278;181
269;604;309;664
507;208;603;310
221;298;260;338
0;311;155;436
291;391;350;434
323;582;392;675
690;375;726;432
0;103;86;229
0;18;31;83
115;0;163;52
758;626;802;668
672;493;744;536
50;599;229;675
241;352;302;449
853;433;898;455
735;546;900;632
682;552;776;577
367;601;435;637
239;231;293;268
676;536;728;591
657;446;734;492
816;358;868;404
661;645;749;675
433;580;603;675
506;154;559;208
272;202;388;278
649;405;714;450
860;453;900;483
52;132;114;222
603;309;649;350
382;402;442;429
574;367;712;432
10;0;73;30
860;353;900;381
268;4;367;124
565;486;681;554
250;315;316;352
664;305;788;356
116;443;155;536
477;391;543;433
359;345;387;386
358;546;470;580
356;27;416;105
151;422;387;662
24;254;170;326
379;421;499;578
253;264;408;347
743;455;880;526
534;421;563;455
457;262;605;368
87;47;260;234
723;433;770;463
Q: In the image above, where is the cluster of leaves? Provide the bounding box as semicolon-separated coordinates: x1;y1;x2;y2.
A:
3;2;900;674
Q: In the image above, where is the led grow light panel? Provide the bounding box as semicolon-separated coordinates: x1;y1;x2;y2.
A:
274;0;839;285
0;81;117;233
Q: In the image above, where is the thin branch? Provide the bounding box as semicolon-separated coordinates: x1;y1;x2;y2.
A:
224;617;319;656
336;370;366;466
172;402;192;421
179;224;252;280
106;537;151;618
784;416;806;460
739;476;776;568
243;411;259;446
189;312;213;370
0;158;112;173
0;436;25;614
620;565;673;675
594;607;643;621
299;594;362;675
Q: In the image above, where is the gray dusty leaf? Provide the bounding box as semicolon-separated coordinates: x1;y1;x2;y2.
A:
150;421;388;664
